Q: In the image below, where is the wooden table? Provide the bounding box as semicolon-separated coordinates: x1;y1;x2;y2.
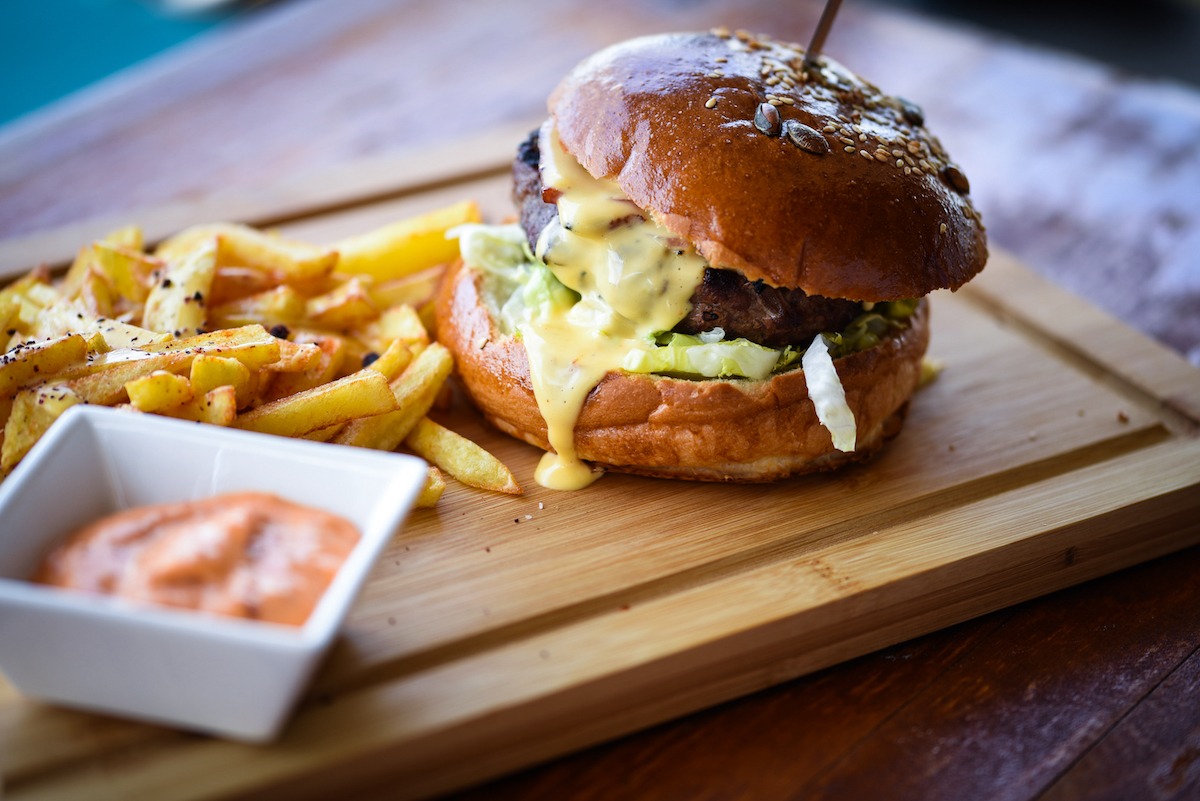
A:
2;1;1198;799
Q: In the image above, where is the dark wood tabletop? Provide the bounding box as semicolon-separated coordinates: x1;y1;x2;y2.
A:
2;1;1198;799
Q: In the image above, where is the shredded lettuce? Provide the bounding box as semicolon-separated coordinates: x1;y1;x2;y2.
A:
623;333;788;380
456;223;579;333
802;333;857;452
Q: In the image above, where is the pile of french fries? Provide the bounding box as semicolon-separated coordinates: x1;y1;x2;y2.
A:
0;201;521;506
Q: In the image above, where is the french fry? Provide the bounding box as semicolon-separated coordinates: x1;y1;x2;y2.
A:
235;368;397;437
165;385;238;426
91;241;161;304
0;334;88;398
142;240;216;336
266;338;325;373
208;265;279;306
304;277;378;330
332;342;453;450
404;416;522;495
33;298;168;348
367;265;445;311
190;355;252;406
358;303;429;353
414;466;447;508
1;384;81;472
334;200;480;280
125;371;194;413
261;334;346;402
365;337;417;381
218;225;337;283
208;285;306;330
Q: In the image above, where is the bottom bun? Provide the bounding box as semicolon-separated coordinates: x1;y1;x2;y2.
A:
435;260;931;482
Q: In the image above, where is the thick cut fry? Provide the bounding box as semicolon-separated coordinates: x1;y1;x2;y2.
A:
76;268;116;318
33;298;168;348
218;225;337;283
208;265;279;306
142;240;216;336
358;304;428;353
304;277;378;330
334;200;480;280
235;368;397;437
367;266;445;311
261;335;346;402
0;297;17;334
1;385;81;472
91;242;161;304
102;225;144;252
0;267;51;311
332;342;453;450
190;355;252;406
266;338;324;373
125;371;194;413
413;466;447;508
61;226;139;300
404;416;522;495
208;285;306;330
365;338;416;381
164;385;238;426
0;334;88;398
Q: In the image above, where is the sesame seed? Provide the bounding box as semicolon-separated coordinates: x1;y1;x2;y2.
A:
708;71;724;78
874;151;889;162
860;149;873;160
859;133;867;142
715;56;728;63
896;159;905;167
769;98;782;105
940;223;948;233
892;149;904;158
823;125;837;133
705;97;718;109
904;166;912;175
780;96;795;105
844;145;856;153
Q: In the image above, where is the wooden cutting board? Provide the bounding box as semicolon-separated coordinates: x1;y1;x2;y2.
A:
3;147;1200;801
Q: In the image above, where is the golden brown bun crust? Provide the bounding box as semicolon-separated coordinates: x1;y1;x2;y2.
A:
548;30;987;302
436;260;930;482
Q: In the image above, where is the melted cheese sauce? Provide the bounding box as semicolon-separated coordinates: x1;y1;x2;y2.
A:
525;127;708;489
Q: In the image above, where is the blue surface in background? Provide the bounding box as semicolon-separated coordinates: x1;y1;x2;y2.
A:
0;0;240;127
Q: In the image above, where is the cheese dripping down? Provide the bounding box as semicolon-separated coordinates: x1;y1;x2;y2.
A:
527;124;709;490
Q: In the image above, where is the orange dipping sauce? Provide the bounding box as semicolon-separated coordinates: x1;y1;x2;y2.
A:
36;492;360;626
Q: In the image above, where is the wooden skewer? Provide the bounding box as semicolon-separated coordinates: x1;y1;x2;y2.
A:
804;0;844;68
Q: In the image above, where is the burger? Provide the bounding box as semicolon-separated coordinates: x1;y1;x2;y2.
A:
436;29;987;490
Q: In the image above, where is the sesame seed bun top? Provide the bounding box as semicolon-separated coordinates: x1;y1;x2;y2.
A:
547;29;988;301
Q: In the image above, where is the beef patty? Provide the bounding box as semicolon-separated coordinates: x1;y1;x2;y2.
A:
513;130;862;348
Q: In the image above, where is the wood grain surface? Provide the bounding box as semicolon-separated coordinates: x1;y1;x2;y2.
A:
2;1;1199;799
2;166;1199;799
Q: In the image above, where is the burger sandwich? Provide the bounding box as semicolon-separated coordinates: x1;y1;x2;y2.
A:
437;29;987;489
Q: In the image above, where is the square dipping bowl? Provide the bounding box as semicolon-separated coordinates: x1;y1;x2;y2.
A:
0;405;426;742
